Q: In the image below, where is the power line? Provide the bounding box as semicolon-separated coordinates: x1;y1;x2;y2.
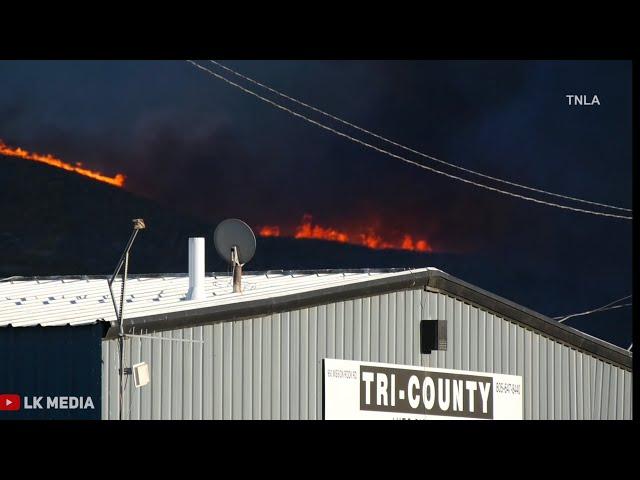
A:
554;295;632;323
209;59;632;214
186;60;632;221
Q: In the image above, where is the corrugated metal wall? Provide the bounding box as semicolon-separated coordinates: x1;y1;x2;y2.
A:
102;289;632;420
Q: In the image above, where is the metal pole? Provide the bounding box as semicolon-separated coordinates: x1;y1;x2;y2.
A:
118;336;124;421
119;252;129;336
108;228;139;320
110;229;138;285
233;263;242;293
108;218;145;421
118;251;129;421
231;246;242;293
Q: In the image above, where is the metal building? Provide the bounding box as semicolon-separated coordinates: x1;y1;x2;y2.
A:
1;264;632;420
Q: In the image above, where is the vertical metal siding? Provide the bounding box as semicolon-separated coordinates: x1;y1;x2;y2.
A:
524;329;532;419
103;289;632;420
477;309;484;372
531;332;539;419
282;312;291;419
469;306;477;372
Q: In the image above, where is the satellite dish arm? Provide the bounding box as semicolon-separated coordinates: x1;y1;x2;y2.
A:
231;246;242;293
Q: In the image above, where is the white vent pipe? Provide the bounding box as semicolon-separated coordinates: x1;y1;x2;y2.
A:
187;237;205;300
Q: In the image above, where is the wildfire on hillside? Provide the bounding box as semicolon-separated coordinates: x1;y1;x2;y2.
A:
258;214;432;253
1;139;126;187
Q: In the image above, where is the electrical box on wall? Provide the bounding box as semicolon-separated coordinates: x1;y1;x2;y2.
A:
420;320;447;354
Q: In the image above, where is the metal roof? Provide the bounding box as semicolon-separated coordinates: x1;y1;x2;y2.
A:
0;268;432;328
0;267;631;369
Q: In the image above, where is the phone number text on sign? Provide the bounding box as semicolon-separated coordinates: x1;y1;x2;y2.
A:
495;382;521;395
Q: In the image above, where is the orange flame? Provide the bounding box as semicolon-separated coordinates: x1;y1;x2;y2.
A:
258;225;281;237
259;214;433;253
295;214;349;243
0;139;126;187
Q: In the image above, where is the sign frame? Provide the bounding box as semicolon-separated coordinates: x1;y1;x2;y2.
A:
323;358;523;420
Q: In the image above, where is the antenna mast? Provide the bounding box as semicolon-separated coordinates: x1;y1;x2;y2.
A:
108;218;146;421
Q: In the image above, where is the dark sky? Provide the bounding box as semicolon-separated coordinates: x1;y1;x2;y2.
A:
0;60;632;342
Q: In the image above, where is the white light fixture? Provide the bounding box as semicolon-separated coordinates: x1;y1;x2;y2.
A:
133;362;150;388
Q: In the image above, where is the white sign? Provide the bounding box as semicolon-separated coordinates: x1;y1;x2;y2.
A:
323;359;522;420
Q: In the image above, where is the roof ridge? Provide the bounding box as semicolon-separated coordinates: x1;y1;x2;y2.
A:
0;267;428;282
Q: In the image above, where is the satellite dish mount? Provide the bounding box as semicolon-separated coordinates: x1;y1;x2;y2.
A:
231;245;242;293
214;219;256;294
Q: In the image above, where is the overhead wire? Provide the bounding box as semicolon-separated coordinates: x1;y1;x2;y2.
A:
209;59;632;214
554;295;632;323
186;60;632;221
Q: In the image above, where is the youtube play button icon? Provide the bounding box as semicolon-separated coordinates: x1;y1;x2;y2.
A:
0;394;21;411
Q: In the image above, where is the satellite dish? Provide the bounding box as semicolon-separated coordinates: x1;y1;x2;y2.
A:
213;219;256;294
214;218;256;265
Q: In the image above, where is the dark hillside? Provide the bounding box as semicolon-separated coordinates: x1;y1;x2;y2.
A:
0;155;631;347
